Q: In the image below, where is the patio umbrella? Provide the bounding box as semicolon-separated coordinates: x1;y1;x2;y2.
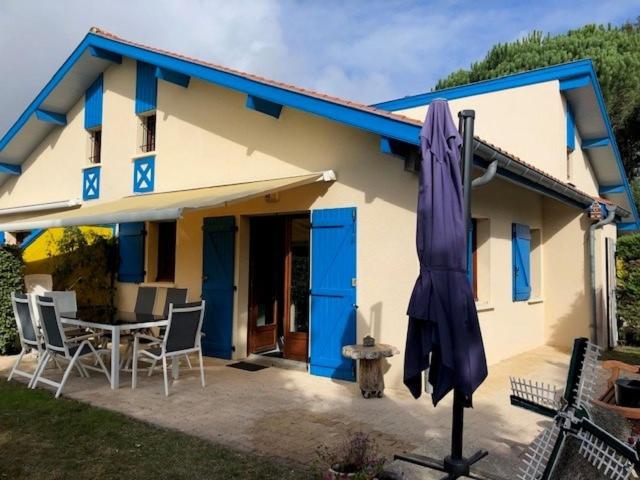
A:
403;99;488;406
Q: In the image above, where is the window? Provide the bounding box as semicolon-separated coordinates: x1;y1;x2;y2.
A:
471;218;491;304
155;221;176;282
140;114;156;153
89;129;102;164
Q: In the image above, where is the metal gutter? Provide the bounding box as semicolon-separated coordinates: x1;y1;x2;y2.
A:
472;139;631;218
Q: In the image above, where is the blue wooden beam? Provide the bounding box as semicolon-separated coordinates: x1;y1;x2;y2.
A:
35;109;67;126
155;67;190;88
380;137;393;155
246;95;283;119
88;45;122;64
618;222;639;232
559;75;591;91
0;163;21;175
582;137;610;149
599;185;625;195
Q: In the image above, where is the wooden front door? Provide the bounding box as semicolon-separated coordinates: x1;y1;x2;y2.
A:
248;214;310;361
248;217;283;354
283;216;310;362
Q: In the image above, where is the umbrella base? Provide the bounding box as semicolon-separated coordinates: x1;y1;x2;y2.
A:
394;450;498;480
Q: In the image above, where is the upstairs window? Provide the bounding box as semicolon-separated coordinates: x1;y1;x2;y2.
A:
140;114;156;153
89;129;102;164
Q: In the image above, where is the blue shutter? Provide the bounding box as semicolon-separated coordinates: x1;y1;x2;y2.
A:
310;207;357;381
84;75;103;130
136;61;158;114
201;216;235;359
566;105;575;152
82;166;101;200
0;232;5;245
512;223;531;301
466;219;475;285
133;156;155;193
118;222;146;283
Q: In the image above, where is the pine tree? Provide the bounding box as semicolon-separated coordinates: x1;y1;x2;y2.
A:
437;20;640;174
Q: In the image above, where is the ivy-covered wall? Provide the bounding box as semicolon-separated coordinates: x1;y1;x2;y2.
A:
617;233;640;344
0;245;24;355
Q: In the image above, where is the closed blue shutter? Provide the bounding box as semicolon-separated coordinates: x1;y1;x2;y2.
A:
136;61;158;114
310;207;357;381
118;222;146;283
566;106;575;151
0;232;5;245
201;216;235;359
84;75;103;130
512;223;531;301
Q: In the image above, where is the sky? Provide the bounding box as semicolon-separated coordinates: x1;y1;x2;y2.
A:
0;0;638;136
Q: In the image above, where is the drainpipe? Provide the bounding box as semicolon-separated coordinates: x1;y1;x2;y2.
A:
589;205;617;347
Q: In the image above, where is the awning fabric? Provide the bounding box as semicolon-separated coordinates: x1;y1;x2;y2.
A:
0;171;335;232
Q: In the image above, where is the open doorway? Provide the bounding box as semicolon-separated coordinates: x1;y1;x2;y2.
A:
248;214;310;362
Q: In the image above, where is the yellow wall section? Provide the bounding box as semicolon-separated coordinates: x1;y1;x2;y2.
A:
397;81;600;197
22;226;113;274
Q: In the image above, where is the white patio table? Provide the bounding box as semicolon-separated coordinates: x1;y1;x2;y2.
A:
60;309;176;390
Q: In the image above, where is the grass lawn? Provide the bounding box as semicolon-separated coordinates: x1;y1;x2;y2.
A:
602;345;640;365
0;379;314;480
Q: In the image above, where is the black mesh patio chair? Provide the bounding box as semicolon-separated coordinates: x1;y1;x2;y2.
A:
31;296;110;398
135;286;157;314
8;293;44;386
163;288;188;317
131;301;205;396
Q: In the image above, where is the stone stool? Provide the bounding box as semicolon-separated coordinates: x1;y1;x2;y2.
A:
342;341;399;398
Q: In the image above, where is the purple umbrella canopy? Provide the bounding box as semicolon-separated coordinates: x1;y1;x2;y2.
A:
404;99;488;406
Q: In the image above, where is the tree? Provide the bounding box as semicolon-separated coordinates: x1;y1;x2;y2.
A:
436;21;640;174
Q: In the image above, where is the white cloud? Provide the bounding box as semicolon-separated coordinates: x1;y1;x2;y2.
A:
0;0;638;135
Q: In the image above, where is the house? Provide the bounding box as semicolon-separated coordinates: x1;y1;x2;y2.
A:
0;28;635;388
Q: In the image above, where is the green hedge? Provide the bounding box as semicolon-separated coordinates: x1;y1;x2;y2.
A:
0;245;24;355
617;233;640;344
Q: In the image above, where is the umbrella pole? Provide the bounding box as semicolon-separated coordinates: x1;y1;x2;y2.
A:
395;110;492;479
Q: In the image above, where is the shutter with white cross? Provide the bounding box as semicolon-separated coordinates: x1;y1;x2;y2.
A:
133;156;155;193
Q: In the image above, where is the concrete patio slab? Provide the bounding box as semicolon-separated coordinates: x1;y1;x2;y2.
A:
0;345;571;478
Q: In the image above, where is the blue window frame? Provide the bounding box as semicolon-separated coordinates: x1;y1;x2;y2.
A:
512;223;531;301
82;166;101;200
133;156;155;193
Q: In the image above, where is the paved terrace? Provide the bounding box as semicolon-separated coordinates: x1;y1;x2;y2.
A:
0;346;570;478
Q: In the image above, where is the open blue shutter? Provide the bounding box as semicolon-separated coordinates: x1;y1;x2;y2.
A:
201;216;235;359
512;223;531;301
0;232;5;245
118;222;146;283
136;61;158;114
84;75;103;130
310;207;357;381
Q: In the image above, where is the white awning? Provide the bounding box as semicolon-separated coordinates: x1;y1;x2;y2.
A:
0;171;335;231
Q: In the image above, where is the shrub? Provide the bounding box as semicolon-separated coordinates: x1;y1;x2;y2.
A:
0;245;24;355
47;227;117;309
617;233;640;344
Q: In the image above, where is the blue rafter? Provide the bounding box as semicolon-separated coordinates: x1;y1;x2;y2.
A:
599;185;625;195
582;137;610;149
155;66;190;88
88;45;122;64
246;95;282;119
35;109;67;126
0;163;21;175
559;75;591;91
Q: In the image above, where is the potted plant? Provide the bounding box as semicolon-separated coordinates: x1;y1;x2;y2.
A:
317;431;387;479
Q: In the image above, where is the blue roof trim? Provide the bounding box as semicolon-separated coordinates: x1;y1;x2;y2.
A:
0;33;93;152
87;34;421;145
372;60;596;111
88;46;122;64
20;228;44;249
582;137;609;149
372;59;639;228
